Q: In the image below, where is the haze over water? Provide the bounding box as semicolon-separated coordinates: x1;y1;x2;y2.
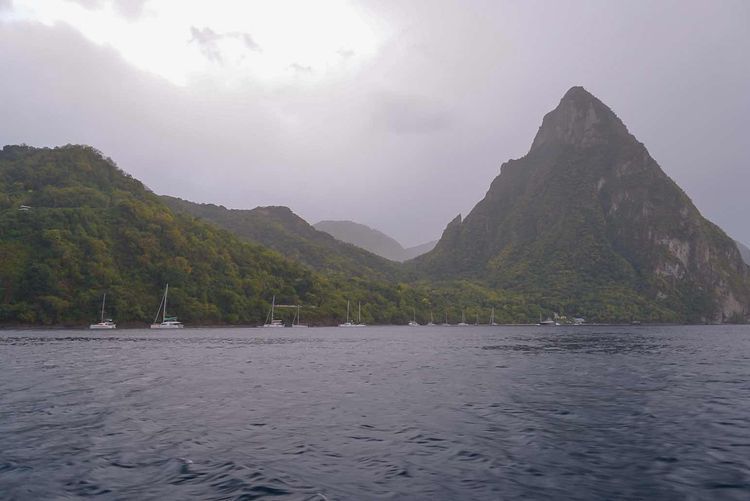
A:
2;326;750;499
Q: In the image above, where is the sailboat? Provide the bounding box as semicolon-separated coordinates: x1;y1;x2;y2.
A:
89;293;116;329
262;295;285;328
457;309;469;326
408;307;419;327
339;300;355;327
442;310;450;326
489;307;499;326
355;302;367;327
292;304;308;328
426;311;435;326
150;284;183;329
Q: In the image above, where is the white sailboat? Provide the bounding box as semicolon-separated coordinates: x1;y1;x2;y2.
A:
355;302;366;327
489;307;499;326
292;304;308;328
262;295;285;328
408;307;419;326
89;293;116;329
426;311;435;326
339;300;355;327
150;284;183;329
457;309;469;326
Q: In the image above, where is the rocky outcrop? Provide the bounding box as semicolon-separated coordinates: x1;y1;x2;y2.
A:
415;87;750;322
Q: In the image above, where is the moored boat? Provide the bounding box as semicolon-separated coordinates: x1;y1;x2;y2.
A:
90;293;116;329
150;284;184;329
262;295;285;328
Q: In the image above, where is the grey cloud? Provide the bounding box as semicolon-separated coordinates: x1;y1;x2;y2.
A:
190;26;224;62
190;26;261;63
289;63;313;73
0;0;12;11
113;0;147;20
241;33;260;51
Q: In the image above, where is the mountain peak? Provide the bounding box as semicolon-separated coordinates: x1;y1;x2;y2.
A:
530;86;630;151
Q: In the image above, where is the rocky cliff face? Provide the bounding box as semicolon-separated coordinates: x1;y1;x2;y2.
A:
416;87;750;322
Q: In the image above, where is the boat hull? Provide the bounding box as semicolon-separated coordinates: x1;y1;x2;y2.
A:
150;323;184;329
89;324;116;329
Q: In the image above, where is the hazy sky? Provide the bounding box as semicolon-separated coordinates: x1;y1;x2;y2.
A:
1;0;748;247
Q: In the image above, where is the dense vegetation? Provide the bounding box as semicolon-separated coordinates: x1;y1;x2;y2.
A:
162;196;404;281
0;145;549;326
0;145;334;325
2;118;747;326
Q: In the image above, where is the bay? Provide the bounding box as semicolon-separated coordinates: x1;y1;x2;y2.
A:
1;325;749;500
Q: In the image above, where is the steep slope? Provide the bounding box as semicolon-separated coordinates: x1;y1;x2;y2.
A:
0;145;334;325
736;240;750;266
416;87;750;322
162;197;403;280
313;220;406;261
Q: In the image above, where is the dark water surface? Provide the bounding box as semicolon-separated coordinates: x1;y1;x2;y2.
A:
2;325;750;500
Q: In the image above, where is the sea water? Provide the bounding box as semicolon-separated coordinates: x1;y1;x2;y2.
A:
1;325;749;499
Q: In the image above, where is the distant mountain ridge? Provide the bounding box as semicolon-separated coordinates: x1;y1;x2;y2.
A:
415;86;750;322
162;197;402;280
313;220;437;262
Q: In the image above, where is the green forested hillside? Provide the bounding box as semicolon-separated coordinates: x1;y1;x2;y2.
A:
0;145;332;324
161;196;404;281
0;145;547;326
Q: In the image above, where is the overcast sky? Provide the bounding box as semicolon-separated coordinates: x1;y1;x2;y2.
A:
1;0;748;247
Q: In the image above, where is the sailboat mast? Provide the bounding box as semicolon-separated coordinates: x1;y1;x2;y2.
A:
358;302;361;323
271;295;276;322
100;293;106;322
346;300;350;323
163;284;169;322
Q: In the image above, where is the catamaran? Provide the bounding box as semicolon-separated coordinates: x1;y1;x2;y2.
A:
89;293;116;329
262;295;285;328
150;284;183;329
